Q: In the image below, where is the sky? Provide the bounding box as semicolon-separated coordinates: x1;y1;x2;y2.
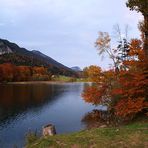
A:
0;0;143;70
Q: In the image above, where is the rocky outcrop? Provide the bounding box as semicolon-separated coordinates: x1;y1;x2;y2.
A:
0;41;13;55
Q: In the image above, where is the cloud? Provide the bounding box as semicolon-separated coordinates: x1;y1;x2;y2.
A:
0;0;143;69
0;23;5;26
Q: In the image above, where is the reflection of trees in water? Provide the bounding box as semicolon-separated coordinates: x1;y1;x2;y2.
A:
0;84;66;125
82;83;120;128
81;109;118;129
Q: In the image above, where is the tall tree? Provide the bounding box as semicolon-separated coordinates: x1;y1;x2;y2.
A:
126;0;148;57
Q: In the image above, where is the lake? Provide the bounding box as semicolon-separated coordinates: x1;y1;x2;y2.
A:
0;82;106;148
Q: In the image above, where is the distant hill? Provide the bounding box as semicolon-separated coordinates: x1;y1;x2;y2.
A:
0;39;76;76
71;66;82;72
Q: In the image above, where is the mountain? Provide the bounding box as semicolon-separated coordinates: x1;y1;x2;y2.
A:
31;50;72;71
71;66;82;72
0;38;76;76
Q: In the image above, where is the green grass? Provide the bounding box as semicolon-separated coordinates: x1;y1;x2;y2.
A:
51;75;76;82
26;121;148;148
51;75;88;82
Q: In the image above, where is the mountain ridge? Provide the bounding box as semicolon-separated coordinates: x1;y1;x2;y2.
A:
71;66;82;72
0;38;76;76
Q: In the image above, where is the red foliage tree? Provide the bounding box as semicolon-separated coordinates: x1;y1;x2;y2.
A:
82;38;148;120
0;63;16;82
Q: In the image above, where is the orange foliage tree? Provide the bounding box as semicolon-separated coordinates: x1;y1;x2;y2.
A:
82;37;148;120
0;63;51;82
32;66;51;81
82;68;116;108
0;63;14;81
0;63;16;82
126;0;148;57
82;65;102;82
112;39;148;119
83;0;148;120
16;66;32;81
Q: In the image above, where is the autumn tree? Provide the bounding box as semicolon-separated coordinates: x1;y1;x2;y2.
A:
82;67;89;78
32;66;51;81
126;0;148;57
82;1;148;122
95;32;116;68
0;63;16;82
16;66;32;81
83;37;148;120
0;63;52;82
82;67;116;110
95;31;130;72
82;65;102;82
112;39;148;119
32;66;47;75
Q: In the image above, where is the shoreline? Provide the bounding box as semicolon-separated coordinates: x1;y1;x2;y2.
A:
0;81;90;85
26;119;148;148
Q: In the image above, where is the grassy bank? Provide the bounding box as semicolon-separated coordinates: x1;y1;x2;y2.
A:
26;121;148;148
2;77;88;84
51;75;88;82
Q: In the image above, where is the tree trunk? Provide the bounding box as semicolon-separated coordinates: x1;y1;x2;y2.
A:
42;124;56;136
144;15;148;58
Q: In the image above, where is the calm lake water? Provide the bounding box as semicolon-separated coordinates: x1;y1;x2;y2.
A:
0;82;106;148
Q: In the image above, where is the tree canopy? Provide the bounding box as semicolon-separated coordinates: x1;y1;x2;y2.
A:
126;0;148;57
126;0;148;14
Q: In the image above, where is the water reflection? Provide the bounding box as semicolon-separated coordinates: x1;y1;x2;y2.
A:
0;83;65;126
0;82;96;148
81;109;110;129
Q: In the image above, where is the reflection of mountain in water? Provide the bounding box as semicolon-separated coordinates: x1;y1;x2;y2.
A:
0;83;67;126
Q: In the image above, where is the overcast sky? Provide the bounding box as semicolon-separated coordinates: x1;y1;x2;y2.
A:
0;0;142;69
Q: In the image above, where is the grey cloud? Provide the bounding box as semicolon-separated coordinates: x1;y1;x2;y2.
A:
0;0;142;69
